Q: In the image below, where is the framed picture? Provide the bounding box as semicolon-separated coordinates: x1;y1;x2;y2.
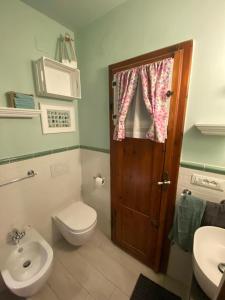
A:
40;103;75;134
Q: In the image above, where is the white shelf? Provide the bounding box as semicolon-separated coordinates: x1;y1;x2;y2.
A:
0;107;41;118
195;124;225;136
33;57;81;100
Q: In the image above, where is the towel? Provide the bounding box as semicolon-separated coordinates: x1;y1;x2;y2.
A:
201;200;225;228
169;195;206;252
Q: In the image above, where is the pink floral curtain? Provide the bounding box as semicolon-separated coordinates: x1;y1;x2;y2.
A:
140;57;174;143
113;68;139;141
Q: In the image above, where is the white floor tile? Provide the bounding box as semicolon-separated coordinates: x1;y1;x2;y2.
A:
109;288;129;300
48;260;89;300
84;294;95;300
78;242;138;296
27;284;59;300
90;229;164;285
55;240;115;300
0;229;189;300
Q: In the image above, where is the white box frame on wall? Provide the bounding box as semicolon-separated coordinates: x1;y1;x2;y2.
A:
33;57;81;100
40;103;75;134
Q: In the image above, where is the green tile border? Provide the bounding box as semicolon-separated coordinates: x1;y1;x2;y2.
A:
0;145;224;176
180;161;225;175
80;145;110;153
80;148;225;175
80;147;225;175
0;145;79;165
0;145;109;165
180;161;205;171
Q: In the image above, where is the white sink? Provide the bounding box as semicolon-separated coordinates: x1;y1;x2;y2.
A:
1;228;53;297
193;226;225;299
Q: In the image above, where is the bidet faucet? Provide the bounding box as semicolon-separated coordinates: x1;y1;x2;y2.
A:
8;228;26;244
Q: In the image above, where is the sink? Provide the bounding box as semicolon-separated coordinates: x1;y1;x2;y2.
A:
1;227;53;297
193;226;225;299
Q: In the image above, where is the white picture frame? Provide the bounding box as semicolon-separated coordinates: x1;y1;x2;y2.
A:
40;103;76;134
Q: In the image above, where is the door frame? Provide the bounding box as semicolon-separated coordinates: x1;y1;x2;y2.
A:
109;40;193;272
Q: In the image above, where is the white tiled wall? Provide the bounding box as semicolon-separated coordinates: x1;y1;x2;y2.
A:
80;150;225;286
0;149;82;246
0;149;82;292
176;167;225;203
81;149;111;237
1;148;224;292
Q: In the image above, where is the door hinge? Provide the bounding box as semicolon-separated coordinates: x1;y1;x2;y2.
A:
112;209;117;226
112;80;117;87
166;90;174;97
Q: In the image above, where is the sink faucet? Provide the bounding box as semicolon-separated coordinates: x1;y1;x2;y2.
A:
8;228;26;244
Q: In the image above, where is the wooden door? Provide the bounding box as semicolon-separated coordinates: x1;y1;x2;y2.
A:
109;41;193;272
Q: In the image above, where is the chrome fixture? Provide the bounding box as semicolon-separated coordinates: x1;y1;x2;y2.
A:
0;170;37;188
218;263;225;274
181;189;192;196
93;174;105;185
157;171;171;186
8;228;26;244
157;180;171;185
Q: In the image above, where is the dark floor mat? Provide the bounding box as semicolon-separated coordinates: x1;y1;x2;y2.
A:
130;274;182;300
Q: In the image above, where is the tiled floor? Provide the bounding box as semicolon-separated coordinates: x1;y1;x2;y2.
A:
0;229;189;300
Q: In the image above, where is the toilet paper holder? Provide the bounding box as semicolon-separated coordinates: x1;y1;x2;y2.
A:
93;175;105;185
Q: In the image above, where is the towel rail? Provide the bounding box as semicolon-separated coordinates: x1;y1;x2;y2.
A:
181;189;192;196
0;170;37;188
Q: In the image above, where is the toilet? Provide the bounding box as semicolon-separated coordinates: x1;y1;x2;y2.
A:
54;201;97;246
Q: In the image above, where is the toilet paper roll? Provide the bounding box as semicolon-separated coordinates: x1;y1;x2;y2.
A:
95;176;105;186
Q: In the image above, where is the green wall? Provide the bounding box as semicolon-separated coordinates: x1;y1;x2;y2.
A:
0;0;79;160
78;0;225;168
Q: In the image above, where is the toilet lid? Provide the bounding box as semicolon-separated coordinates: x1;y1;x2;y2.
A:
55;201;97;232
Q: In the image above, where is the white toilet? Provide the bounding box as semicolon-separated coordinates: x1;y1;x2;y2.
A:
54;201;97;246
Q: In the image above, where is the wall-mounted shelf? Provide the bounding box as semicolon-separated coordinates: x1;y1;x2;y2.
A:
195;124;225;136
0;107;41;118
33;57;81;100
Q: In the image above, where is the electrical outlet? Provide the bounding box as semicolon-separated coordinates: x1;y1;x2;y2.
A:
191;174;225;191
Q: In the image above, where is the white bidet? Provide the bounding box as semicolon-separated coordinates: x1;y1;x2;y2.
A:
1;228;53;297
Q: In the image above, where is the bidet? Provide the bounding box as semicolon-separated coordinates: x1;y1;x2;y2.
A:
1;227;53;297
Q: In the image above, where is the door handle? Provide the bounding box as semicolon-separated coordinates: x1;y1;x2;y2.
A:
157;180;171;185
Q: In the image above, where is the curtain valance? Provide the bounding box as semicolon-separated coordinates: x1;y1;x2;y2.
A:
113;57;174;143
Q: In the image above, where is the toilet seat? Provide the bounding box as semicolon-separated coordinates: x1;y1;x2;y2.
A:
55;201;97;233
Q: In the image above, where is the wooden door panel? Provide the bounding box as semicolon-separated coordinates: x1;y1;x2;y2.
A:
109;41;193;271
112;137;165;265
120;206;150;256
117;205;159;266
116;138;165;216
120;139;154;214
